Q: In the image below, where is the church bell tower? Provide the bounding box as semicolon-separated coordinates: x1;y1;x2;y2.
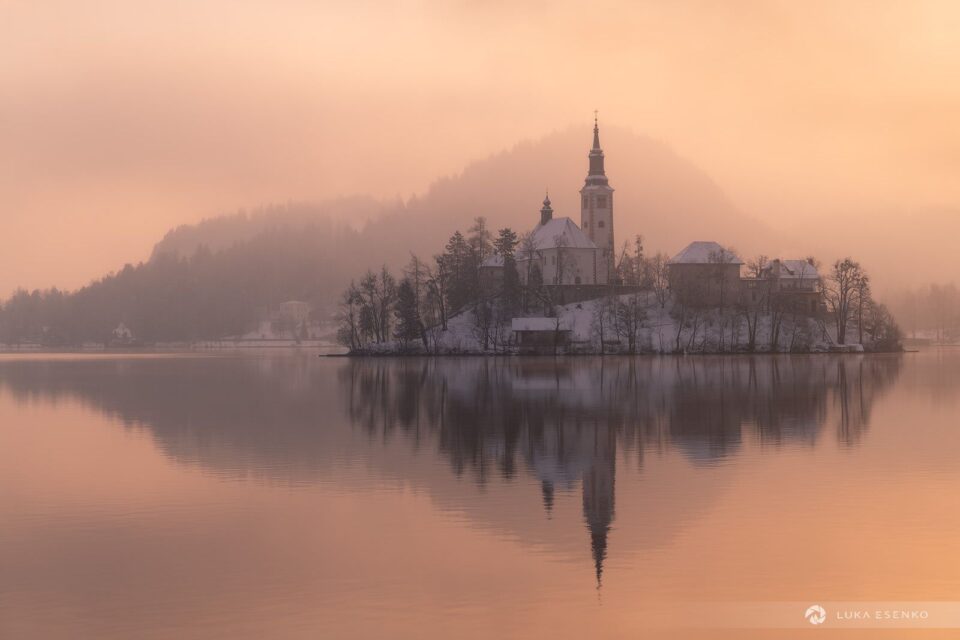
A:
580;114;615;284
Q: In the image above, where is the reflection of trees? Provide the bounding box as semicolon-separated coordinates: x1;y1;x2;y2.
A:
0;353;903;585
0;355;340;482
341;354;903;583
834;355;903;446
341;356;903;477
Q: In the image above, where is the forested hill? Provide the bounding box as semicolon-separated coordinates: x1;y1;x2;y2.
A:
0;126;768;345
152;125;770;269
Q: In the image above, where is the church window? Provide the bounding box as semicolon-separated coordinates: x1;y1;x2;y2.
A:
582;196;588;208
598;220;605;228
575;276;582;285
597;196;606;208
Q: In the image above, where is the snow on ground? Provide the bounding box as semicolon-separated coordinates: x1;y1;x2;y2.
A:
361;291;845;355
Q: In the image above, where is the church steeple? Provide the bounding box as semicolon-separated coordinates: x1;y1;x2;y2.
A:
580;114;615;283
586;111;607;185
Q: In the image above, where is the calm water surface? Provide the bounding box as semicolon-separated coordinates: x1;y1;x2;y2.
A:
2;350;960;639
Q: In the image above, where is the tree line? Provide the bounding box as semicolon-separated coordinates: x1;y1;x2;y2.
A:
888;282;960;342
336;217;529;351
0;223;361;346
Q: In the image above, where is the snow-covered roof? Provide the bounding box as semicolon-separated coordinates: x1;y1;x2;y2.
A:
526;217;596;252
480;254;504;268
511;317;571;332
668;241;742;265
779;259;819;280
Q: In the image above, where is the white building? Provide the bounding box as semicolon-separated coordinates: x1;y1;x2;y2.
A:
516;118;615;286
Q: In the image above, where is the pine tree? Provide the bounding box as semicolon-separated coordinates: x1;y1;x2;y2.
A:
494;228;520;313
444;231;481;312
393;278;422;348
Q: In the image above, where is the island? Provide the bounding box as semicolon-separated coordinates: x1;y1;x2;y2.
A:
337;120;901;356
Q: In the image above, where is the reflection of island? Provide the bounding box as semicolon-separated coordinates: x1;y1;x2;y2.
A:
0;353;902;584
340;355;903;582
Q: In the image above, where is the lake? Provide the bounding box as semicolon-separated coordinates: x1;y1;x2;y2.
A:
2;350;959;638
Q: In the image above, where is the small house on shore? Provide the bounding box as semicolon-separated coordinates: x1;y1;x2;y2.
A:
512;317;571;350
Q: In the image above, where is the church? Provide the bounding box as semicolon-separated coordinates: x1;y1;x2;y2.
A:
510;117;616;287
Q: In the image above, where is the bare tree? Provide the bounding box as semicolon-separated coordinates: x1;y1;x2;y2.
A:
426;254;450;331
335;282;362;351
373;266;397;343
647;252;670;308
856;273;872;345
824;258;867;344
745;255;769;279
670;272;705;353
404;254;430;345
863;300;902;350
616;291;647;354
591;294;616;354
467;216;494;263
471;300;494;351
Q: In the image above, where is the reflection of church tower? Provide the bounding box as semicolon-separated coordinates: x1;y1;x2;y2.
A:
580;114;615;284
541;480;555;517
582;423;616;587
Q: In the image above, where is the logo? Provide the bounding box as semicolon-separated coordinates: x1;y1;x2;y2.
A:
805;604;827;625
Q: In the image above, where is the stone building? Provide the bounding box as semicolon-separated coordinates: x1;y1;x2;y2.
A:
743;258;822;314
667;241;743;307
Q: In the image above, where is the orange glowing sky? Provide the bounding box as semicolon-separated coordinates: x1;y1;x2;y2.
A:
2;1;960;295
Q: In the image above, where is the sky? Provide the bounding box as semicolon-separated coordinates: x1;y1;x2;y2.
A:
2;0;960;295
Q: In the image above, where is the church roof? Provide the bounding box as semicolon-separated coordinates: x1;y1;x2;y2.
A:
668;241;742;265
527;217;597;252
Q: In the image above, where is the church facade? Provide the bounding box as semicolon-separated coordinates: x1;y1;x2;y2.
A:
514;119;616;287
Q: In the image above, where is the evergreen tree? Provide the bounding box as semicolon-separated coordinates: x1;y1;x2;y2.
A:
393;278;422;348
492;227;518;259
444;231;481;312
494;228;521;313
527;262;547;315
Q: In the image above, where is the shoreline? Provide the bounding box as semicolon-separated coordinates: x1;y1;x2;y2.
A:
334;347;906;358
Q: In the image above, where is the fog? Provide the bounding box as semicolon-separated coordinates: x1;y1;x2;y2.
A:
3;1;960;295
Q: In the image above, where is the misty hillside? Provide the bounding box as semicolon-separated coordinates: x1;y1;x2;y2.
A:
151;196;392;259
0;127;772;344
153;126;769;274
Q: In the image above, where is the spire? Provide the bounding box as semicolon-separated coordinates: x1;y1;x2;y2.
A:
540;191;553;225
585;114;608;185
592;110;601;150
